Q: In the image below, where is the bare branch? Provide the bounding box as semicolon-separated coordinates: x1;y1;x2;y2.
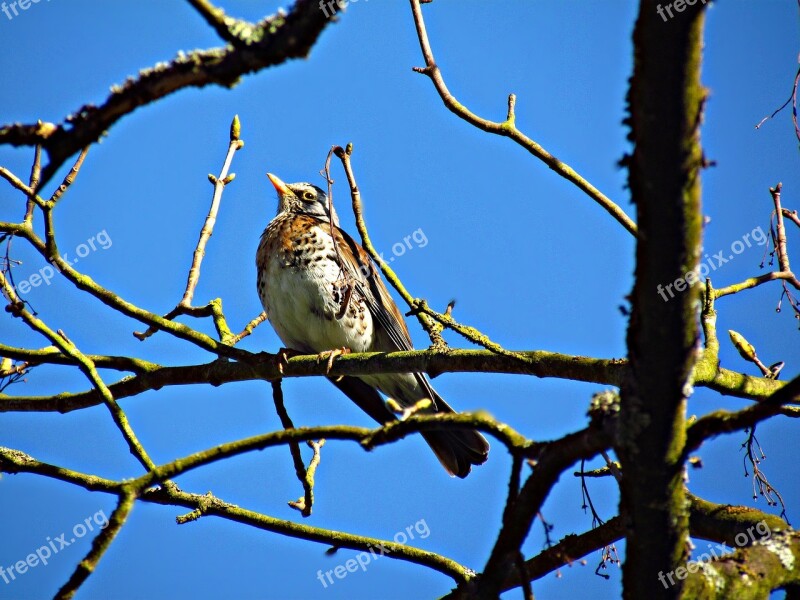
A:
271;380;321;517
0;0;336;187
0;349;627;413
0;270;156;471
714;271;799;299
685;375;800;457
332;143;446;347
230;311;268;344
144;485;472;584
135;116;243;342
476;426;611;597
0;218;250;361
54;492;136;600
407;0;638;238
25;144;42;224
771;183;792;273
49;146;90;205
499;517;625;593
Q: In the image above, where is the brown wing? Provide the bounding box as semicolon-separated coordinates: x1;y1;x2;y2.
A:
331;225;415;353
331;225;449;407
329;224;490;477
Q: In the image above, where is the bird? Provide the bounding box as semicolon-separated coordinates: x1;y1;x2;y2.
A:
256;172;489;478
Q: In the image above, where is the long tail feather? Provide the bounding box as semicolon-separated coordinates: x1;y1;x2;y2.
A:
328;377;489;478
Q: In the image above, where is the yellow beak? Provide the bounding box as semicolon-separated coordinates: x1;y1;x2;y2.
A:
267;173;290;195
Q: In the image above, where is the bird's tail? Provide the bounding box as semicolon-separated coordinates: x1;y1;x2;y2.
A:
421;390;490;479
329;376;489;478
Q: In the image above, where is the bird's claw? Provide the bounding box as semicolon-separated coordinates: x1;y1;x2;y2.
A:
317;347;350;374
276;347;302;374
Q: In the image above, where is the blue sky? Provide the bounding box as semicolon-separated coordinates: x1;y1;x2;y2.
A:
1;1;799;599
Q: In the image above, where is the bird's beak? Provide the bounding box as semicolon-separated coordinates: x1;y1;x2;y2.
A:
267;173;290;196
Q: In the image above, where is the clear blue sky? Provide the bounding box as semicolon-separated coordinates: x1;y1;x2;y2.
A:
1;2;799;599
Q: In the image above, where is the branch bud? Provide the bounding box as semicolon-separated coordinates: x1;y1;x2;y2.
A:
728;330;757;363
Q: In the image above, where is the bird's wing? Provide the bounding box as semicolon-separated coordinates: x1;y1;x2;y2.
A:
332;225;415;353
331;224;442;407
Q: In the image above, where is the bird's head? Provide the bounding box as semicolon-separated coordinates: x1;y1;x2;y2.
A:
267;173;339;226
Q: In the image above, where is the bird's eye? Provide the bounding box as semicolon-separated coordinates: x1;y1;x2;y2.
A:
302;191;315;202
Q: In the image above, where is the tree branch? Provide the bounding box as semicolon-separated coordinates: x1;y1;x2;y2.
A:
0;0;336;187
474;426;612;597
407;0;638;238
0;271;155;471
618;2;708;598
134;115;244;342
54;491;136;600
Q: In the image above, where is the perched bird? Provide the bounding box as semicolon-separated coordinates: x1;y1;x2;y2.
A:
256;173;489;477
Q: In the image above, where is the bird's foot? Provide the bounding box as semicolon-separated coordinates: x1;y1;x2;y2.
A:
276;347;303;374
317;347;351;374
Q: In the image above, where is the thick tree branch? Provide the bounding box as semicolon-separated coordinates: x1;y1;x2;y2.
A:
0;0;336;187
2;346;789;414
688;492;789;545
685;375;800;457
680;530;800;598
472;426;612;597
618;2;708;598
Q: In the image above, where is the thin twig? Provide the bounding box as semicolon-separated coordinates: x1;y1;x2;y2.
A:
54;491;136;600
230;311;268;344
407;0;638;238
135;116;243;342
741;426;788;522
332;143;447;347
0;270;156;471
783;208;800;230
0;165;46;208
408;298;536;364
25;144;42;224
768;183;800;321
271;380;320;517
1;216;250;361
755;59;800;145
50;146;90;204
321;146;355;320
771;183;791;273
714;271;798;298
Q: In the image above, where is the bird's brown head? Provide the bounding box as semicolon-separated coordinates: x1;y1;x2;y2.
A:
267;173;338;225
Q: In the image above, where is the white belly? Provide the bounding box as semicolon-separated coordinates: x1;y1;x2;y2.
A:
260;250;374;354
